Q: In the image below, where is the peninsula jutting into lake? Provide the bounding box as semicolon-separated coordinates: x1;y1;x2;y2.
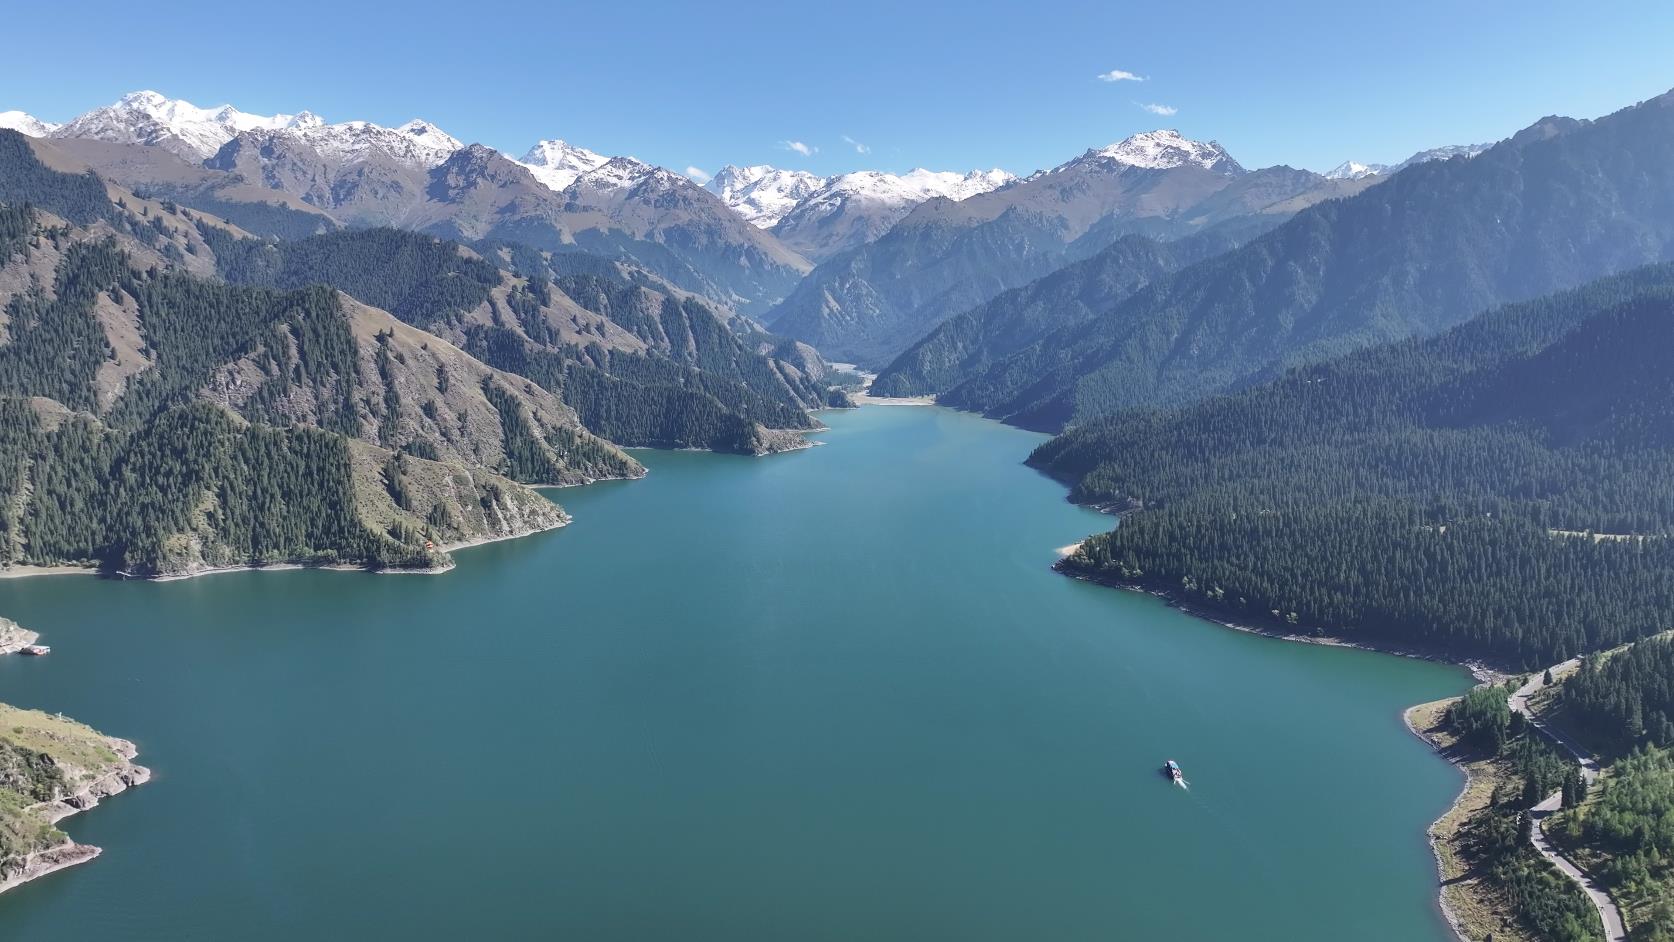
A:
5;7;1674;938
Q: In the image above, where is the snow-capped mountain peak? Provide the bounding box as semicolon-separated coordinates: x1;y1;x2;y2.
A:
1077;129;1244;175
516;138;611;192
51;90;319;160
1324;160;1388;180
708;164;1015;232
0;111;58;137
1391;142;1490;173
572;155;665;192
214;117;463;172
818;168;1017;206
397;120;461;154
706;165;827;227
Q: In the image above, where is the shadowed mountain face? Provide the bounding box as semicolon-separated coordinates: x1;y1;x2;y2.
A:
868;230;1245;398
763;132;1358;367
940;90;1674;430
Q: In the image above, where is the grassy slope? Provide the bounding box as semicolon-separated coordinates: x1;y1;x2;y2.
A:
0;703;126;870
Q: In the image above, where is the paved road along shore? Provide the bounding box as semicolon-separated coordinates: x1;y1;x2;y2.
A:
1510;664;1625;942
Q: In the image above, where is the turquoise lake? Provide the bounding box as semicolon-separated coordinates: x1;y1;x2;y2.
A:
0;404;1469;939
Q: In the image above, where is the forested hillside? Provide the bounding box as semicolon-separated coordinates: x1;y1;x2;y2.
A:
1562;639;1674;757
1432;687;1601;942
197;224;833;453
0;136;640;574
1038;265;1674;666
869;231;1239;398
945;90;1674;429
1515;638;1674;938
765;142;1356;367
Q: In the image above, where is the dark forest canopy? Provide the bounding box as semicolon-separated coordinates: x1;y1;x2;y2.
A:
1564;638;1674;758
1040;264;1674;666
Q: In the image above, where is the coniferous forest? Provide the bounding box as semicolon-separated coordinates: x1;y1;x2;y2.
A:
1039;265;1674;667
199;222;829;453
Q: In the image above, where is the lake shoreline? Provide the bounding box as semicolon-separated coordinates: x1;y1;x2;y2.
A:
0;517;573;583
0;405;1474;938
1054;563;1499;942
1053;564;1508;680
0;736;151;899
1403;701;1478;942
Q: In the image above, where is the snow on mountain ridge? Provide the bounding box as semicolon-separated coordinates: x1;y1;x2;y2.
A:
0;111;58;137
706;165;828;227
816;168;1016;207
1391;142;1490;172
1073;129;1243;174
708;165;1016;231
52;90;319;160
1324;160;1388;180
572;155;662;192
252;119;461;170
396;120;462;156
515;139;611;192
50;90;461;169
1321;142;1491;179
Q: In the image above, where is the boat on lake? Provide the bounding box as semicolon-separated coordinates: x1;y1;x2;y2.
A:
1163;759;1183;785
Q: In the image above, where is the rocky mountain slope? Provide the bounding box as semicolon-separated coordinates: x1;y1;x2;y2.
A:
33;93;815;315
705;165;826;228
0;128;646;575
705;164;1015;259
768;168;1016;262
765;130;1358;366
940;91;1674;429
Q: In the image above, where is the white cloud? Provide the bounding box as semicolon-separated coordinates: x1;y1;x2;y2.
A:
685;166;712;184
841;134;870;155
1097;69;1145;83
778;139;816;157
1137;102;1178;116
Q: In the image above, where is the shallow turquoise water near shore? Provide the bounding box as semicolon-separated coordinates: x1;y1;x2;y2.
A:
0;405;1468;940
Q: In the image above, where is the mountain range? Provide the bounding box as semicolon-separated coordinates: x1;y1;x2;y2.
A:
5;92;1018;317
706;165;1018;262
0;125;849;574
931;90;1674;429
11;86;1654;453
8;91;1507;351
764;130;1380;365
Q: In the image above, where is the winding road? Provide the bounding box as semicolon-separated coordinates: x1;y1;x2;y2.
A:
1509;664;1626;942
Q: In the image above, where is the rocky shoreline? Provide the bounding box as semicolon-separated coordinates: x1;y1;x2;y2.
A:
0;506;576;584
0;736;151;897
0;617;41;655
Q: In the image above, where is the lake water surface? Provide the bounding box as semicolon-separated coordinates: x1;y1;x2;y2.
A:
0;405;1468;940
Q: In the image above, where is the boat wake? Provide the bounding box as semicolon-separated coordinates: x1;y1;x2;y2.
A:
1163;759;1188;790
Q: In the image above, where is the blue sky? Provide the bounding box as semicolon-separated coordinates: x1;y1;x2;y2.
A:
6;0;1673;178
